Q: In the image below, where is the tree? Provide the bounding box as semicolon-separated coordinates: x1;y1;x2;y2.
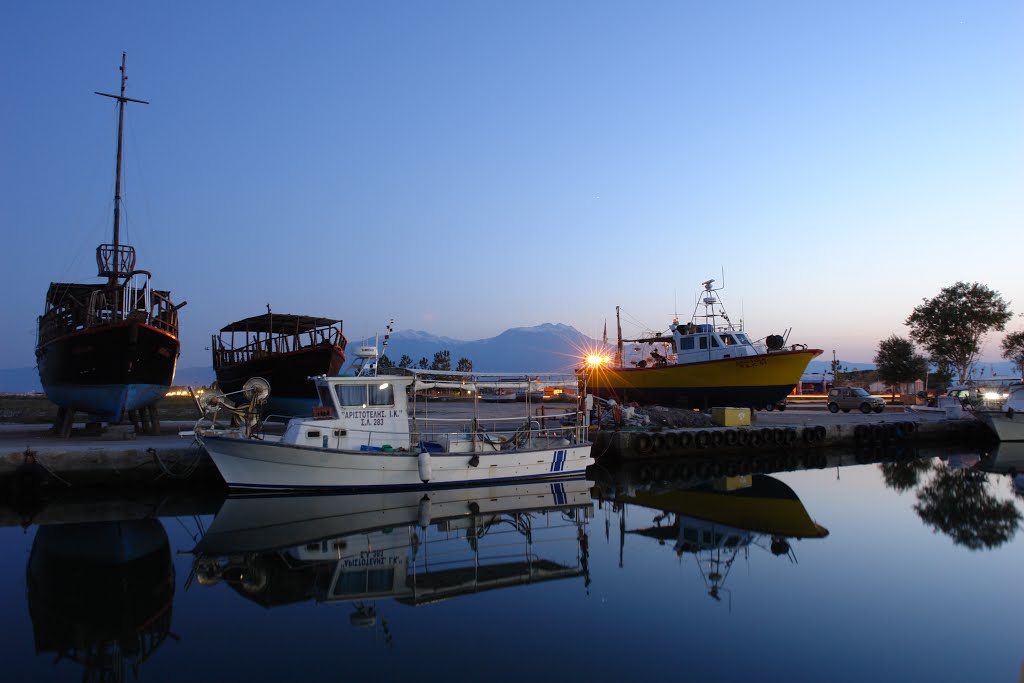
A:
1002;330;1024;378
417;357;429;369
927;357;954;392
430;350;451;371
456;356;473;373
914;467;1020;550
377;354;394;370
830;354;850;385
398;354;413;369
905;282;1012;383
873;335;928;400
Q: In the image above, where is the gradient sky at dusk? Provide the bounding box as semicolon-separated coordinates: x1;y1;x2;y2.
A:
2;1;1022;369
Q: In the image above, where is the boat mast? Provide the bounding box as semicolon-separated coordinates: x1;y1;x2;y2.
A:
95;52;148;285
615;306;623;369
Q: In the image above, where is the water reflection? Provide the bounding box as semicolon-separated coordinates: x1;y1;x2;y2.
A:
594;472;828;602
192;481;593;630
26;519;175;681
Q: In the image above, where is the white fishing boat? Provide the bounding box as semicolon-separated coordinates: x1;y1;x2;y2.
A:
975;383;1024;441
186;346;595;491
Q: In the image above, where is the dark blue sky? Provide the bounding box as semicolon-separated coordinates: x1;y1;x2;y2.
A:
2;1;1021;368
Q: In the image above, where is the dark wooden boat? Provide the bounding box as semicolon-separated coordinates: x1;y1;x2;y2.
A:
35;54;183;435
212;312;347;416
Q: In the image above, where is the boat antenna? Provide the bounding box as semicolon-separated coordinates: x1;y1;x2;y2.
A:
95;52;148;285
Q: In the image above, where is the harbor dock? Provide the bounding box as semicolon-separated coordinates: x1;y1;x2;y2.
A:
0;404;988;495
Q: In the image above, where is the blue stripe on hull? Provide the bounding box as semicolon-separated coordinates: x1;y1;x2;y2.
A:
42;383;168;421
225;470;590;493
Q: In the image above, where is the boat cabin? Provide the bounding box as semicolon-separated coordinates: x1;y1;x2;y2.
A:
280;375;415;451
666;323;763;365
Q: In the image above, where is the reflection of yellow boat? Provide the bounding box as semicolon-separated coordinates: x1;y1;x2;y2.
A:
620;475;829;539
582;280;821;409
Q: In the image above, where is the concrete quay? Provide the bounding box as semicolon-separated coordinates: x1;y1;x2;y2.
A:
0;421;222;492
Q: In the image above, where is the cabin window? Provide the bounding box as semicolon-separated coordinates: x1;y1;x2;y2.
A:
336;383;396;407
720;334;735;345
698;336;708;350
333;568;395;595
735;333;750;345
711;336;720;348
336;384;367;406
368;383;395;406
678;337;695;351
317;384;334;408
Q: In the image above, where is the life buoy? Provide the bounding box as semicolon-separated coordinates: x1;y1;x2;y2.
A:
634;433;654;454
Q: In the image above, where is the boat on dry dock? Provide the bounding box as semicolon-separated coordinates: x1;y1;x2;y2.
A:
581;279;821;410
188;347;594;491
212;312;347;417
35;54;183;435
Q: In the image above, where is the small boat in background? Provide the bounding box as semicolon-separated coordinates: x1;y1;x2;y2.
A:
976;384;1024;441
212;312;346;417
582;279;821;410
36;54;184;436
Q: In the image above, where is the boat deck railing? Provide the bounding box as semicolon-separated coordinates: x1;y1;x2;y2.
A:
213;329;344;368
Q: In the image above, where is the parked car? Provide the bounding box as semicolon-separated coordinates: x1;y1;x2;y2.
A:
827;386;885;414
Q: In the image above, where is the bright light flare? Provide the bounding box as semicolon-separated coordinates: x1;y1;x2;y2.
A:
585;354;611;367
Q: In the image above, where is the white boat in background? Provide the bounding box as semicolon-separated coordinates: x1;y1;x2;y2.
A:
186;346;594;491
976;384;1024;441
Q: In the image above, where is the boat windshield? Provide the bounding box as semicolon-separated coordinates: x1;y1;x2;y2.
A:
336;383;395;407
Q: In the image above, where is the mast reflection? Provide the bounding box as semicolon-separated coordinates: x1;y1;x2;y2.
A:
192;480;593;629
596;473;828;602
26;519;175;682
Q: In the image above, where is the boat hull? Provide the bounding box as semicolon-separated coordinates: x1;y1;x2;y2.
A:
214;345;345;415
976;411;1024;441
36;322;179;421
584;348;822;408
197;434;594;491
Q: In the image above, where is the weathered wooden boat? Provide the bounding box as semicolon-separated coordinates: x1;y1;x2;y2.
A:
35;54;183;435
212;312;347;417
581;279;821;410
188;348;594;491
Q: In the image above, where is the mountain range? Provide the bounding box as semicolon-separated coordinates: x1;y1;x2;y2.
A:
2;324;1017;393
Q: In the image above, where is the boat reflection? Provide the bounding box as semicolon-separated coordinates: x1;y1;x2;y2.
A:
192;480;593;620
26;519;175;681
596;473;828;601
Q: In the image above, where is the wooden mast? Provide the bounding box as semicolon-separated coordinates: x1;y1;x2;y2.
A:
95;52;148;286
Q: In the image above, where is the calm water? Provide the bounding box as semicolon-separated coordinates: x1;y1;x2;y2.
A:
2;442;1023;683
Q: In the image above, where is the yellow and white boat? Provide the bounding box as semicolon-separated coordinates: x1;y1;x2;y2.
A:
581;279;822;410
